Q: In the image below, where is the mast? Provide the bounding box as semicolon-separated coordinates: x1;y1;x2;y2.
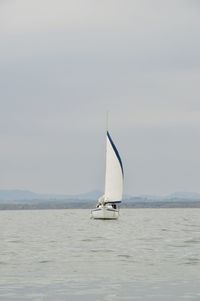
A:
106;110;109;132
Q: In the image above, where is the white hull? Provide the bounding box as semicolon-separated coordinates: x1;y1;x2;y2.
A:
91;206;119;220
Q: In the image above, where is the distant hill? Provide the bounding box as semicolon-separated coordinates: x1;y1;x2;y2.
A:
166;191;200;200
1;189;200;202
0;190;43;202
0;189;102;203
1;189;200;209
126;191;200;202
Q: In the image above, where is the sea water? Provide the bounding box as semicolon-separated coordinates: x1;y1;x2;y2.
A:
0;209;200;300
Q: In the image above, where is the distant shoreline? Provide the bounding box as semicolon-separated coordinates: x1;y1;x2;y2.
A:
1;190;200;210
1;201;200;210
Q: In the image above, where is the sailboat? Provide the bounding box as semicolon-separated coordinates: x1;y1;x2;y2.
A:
91;130;124;219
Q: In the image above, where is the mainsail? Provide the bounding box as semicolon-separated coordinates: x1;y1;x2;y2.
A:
104;131;124;202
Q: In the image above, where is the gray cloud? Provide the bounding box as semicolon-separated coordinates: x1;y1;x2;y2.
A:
0;0;200;195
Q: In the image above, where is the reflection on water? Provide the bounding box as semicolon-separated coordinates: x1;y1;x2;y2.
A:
0;209;200;300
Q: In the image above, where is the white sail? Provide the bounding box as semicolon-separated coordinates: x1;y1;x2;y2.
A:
104;131;124;202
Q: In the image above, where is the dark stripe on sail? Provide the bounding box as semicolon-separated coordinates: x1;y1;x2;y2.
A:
107;131;124;177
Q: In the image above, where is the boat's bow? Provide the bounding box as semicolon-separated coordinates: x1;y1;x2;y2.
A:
91;204;119;220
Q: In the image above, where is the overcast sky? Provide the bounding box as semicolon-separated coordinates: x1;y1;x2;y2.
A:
0;0;200;196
